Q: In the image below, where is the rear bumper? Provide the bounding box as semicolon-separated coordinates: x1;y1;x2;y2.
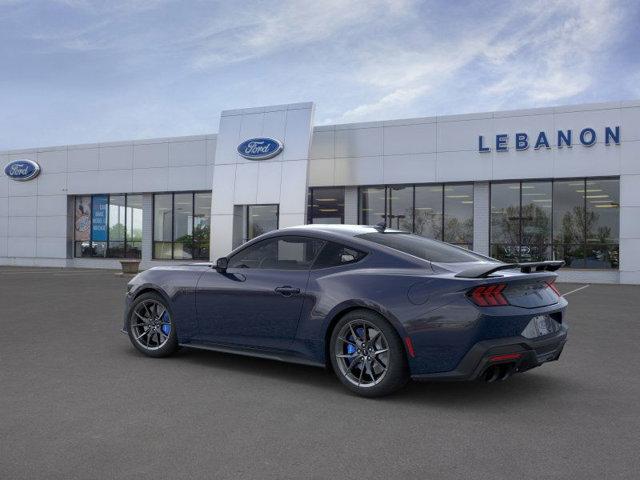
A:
411;326;567;382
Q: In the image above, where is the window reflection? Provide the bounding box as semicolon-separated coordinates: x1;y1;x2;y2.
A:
108;195;126;258
194;192;212;260
248;205;278;240
173;193;193;260
490;183;521;262
553;180;585;268
359;187;386;225
153;194;173;259
387;186;413;231
153;192;212;260
74;193;143;259
308;187;345;224
414;185;442;240
444;184;473;248
126;195;143;258
358;183;474;249
491;178;619;269
586;179;619;268
520;182;552;262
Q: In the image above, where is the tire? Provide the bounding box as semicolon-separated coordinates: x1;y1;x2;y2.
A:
330;309;409;397
127;292;178;358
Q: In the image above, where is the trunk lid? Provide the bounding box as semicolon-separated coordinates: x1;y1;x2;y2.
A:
434;261;561;309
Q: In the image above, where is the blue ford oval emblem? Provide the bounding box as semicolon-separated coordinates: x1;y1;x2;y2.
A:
237;137;283;160
4;159;41;181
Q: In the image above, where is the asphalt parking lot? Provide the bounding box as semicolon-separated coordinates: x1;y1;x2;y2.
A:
1;267;639;479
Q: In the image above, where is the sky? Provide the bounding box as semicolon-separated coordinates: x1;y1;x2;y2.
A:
1;0;639;150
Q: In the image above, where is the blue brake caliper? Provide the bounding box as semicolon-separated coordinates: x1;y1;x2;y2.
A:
345;327;364;364
161;312;171;335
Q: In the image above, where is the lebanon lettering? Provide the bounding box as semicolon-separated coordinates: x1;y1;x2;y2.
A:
478;126;620;152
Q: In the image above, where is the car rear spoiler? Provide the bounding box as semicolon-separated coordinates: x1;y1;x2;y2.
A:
455;261;565;278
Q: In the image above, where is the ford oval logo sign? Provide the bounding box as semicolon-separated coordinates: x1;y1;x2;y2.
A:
237;138;283;160
4;159;41;181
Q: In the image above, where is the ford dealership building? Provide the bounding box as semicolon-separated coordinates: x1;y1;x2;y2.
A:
1;100;639;284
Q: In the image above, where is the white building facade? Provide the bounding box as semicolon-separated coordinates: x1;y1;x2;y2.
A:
1;100;639;284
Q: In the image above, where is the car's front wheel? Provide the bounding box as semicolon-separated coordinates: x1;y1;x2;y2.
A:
330;310;409;397
127;292;178;358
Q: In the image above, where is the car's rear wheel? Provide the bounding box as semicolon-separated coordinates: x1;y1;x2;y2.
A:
330;310;409;397
127;292;178;358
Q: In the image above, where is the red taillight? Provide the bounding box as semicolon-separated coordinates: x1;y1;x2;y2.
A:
546;280;561;297
489;353;522;362
469;284;509;306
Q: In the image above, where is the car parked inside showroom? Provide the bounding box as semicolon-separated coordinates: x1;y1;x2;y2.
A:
123;224;568;397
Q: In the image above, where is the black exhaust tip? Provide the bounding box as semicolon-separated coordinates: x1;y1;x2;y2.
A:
497;363;516;381
483;365;501;382
482;363;517;382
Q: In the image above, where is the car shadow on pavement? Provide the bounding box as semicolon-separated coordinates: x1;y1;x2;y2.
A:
396;372;571;408
121;343;573;405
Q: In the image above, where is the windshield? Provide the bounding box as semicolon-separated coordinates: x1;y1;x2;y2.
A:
356;232;490;263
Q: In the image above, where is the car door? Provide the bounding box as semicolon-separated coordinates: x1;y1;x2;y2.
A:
195;235;324;350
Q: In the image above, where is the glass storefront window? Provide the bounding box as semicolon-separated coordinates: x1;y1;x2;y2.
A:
359;187;386;225
552;180;586;268
153;194;173;259
358;183;474;248
247;205;278;240
73;193;143;259
173;193;193;260
444;184;474;249
126;195;143;259
492;178;619;269
585;178;619;269
414;185;443;240
520;181;552;262
387;186;413;231
490;182;521;262
108;194;126;258
74;196;92;257
307;187;345;224
194;192;212;260
153;192;212;260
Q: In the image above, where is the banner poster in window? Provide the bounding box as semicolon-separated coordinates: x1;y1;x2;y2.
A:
74;196;91;241
91;195;108;242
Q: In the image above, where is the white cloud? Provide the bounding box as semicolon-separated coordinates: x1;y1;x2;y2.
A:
482;0;621;105
191;0;414;69
0;0;634;149
334;0;625;122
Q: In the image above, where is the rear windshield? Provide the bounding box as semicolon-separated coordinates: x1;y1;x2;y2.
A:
356;232;487;263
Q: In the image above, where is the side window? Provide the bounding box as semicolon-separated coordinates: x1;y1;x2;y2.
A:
227;236;325;270
312;242;366;269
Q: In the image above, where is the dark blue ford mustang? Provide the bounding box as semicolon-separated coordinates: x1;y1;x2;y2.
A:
123;224;568;397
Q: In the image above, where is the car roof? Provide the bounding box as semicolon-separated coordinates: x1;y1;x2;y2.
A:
277;224;403;240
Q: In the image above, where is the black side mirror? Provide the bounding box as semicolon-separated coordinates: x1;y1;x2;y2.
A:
215;257;228;273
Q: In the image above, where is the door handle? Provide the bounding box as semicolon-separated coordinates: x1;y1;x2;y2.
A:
274;286;301;297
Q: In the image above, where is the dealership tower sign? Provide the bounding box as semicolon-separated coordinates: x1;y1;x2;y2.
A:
478;126;620;152
237;137;284;160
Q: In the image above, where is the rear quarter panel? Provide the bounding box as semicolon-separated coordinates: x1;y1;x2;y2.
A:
298;263;567;376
